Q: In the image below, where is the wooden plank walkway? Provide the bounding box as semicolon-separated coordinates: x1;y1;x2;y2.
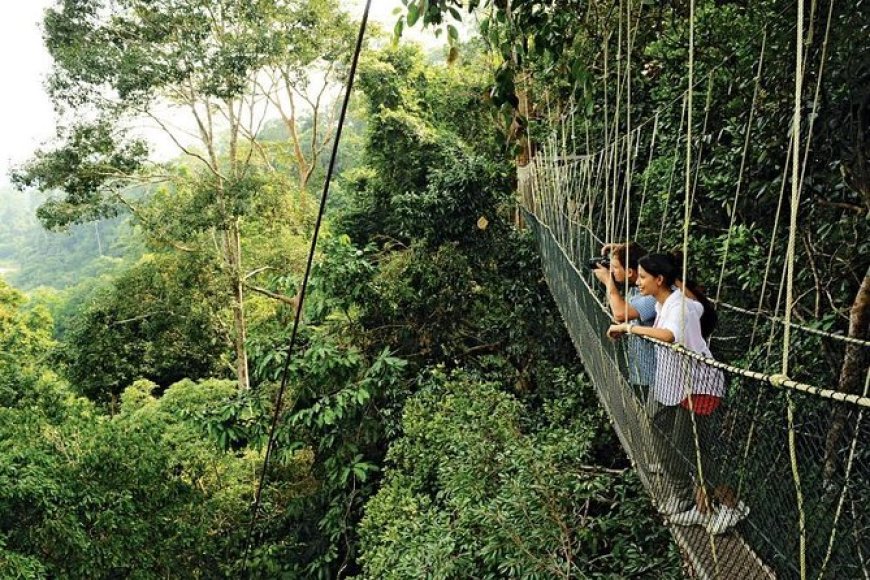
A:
599;372;775;579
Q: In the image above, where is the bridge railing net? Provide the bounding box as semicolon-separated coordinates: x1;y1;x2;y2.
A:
522;206;869;580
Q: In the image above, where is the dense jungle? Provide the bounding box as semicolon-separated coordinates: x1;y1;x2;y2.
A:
0;0;867;578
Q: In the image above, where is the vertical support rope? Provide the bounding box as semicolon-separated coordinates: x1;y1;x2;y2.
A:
715;33;767;303
798;0;835;202
623;0;637;251
680;0;721;571
784;0;808;576
816;366;870;579
603;35;612;246
634;114;658;240
681;0;694;404
656;95;687;251
684;0;727;572
687;75;716;221
619;0;636;454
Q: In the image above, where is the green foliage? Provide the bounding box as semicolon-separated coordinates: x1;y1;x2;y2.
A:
0;279;69;419
0;188;140;291
202;335;409;578
263;41;664;577
307;234;378;324
60;253;226;402
342;45;512;247
0;7;728;578
43;0;334;105
359;371;681;579
334;45;557;380
11;121;147;229
274;343;408;578
18;0;366;392
19;0;357;229
0;377;312;578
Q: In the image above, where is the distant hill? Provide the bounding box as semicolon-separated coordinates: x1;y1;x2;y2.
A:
0;186;141;290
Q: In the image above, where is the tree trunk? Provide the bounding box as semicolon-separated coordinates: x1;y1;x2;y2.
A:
823;265;870;482
94;221;103;256
227;220;250;390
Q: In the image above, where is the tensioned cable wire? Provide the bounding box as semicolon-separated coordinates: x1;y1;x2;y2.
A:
241;0;372;570
685;74;716;227
717;301;870;347
723;0;847;349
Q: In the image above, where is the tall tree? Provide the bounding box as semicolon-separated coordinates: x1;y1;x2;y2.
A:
13;0;356;389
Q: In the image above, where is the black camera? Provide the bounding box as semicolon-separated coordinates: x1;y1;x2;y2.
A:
587;256;610;270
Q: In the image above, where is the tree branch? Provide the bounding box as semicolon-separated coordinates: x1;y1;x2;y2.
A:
814;196;868;214
244;266;276;280
243;283;300;310
113;194;198;253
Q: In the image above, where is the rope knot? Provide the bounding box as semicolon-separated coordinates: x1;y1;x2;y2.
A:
769;373;791;387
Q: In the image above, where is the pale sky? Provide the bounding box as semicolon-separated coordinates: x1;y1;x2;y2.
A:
0;1;461;188
0;0;55;186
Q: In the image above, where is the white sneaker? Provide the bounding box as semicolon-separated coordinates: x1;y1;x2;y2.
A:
659;496;693;516
670;506;711;527
706;501;750;535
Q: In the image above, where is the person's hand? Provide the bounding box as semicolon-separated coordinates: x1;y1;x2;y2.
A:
593;264;612;285
601;243;616;256
606;323;630;340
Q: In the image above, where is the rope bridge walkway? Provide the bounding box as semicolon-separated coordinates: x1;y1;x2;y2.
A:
519;160;869;579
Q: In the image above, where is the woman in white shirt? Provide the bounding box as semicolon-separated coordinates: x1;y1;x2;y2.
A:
607;253;747;535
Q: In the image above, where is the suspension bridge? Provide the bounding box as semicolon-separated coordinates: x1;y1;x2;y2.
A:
516;92;869;580
506;0;870;574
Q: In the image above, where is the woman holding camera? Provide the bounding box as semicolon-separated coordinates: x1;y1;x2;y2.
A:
592;242;657;389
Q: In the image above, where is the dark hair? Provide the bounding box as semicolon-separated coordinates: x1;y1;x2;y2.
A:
638;253;680;286
611;242;648;270
638;252;718;338
685;280;717;339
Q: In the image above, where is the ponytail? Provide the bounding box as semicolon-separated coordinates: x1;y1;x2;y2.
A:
669;250;717;338
683;279;717;338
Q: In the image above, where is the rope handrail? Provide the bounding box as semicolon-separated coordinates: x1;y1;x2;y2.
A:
523;209;870;410
521;131;868;580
